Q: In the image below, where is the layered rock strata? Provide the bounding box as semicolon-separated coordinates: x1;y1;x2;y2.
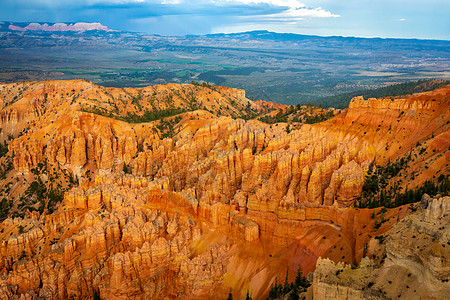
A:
311;196;450;300
0;81;448;299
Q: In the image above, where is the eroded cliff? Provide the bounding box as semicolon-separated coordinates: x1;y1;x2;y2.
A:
0;80;448;299
311;196;450;299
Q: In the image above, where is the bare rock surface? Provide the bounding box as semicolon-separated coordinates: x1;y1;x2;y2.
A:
311;196;450;300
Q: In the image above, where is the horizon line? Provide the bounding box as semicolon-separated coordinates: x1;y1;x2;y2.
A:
2;20;450;42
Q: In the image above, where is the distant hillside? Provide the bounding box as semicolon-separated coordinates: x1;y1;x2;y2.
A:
0;25;449;105
317;79;450;108
0;21;113;32
201;30;450;47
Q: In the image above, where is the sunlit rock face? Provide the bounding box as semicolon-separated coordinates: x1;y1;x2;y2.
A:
8;22;113;32
0;80;448;299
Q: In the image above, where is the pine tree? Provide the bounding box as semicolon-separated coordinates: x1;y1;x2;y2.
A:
226;288;233;300
294;265;309;288
283;267;291;293
268;277;278;298
289;284;299;300
245;290;252;300
286;124;291;134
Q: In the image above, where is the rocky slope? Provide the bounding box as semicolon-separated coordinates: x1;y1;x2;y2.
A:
0;80;448;299
311;195;450;299
0;80;258;140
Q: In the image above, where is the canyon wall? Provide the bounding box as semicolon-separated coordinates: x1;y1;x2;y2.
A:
311;196;450;300
0;81;448;299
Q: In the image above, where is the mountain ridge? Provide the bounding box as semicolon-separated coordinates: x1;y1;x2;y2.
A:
3;22;450;41
2;21;114;32
200;29;450;42
1;22;448;105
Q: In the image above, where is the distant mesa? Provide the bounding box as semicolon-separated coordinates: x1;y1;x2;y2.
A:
8;22;113;32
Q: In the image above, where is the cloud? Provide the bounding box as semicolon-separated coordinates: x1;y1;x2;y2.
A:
218;0;304;7
0;0;340;35
86;0;338;19
216;0;338;19
271;6;339;18
161;0;182;4
399;18;406;21
2;0;338;19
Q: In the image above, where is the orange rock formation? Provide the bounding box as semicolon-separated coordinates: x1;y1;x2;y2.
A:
0;80;448;299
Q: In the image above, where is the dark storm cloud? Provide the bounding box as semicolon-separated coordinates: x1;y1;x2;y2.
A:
0;0;448;39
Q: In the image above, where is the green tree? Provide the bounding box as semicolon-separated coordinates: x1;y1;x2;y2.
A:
226;289;233;300
122;162;129;174
283;267;291;293
294;265;309;288
245;290;252;300
268;277;279;299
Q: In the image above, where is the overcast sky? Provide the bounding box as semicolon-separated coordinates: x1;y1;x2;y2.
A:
1;0;449;39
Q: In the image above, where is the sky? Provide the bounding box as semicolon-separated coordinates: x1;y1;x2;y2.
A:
1;0;449;40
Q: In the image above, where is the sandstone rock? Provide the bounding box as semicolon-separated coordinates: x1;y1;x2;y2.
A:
312;196;450;300
1;81;449;299
420;193;431;208
425;196;450;222
70;131;87;167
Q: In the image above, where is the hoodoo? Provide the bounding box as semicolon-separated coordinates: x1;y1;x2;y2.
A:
0;80;448;299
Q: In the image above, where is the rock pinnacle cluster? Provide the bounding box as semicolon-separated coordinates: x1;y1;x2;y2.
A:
0;80;448;299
